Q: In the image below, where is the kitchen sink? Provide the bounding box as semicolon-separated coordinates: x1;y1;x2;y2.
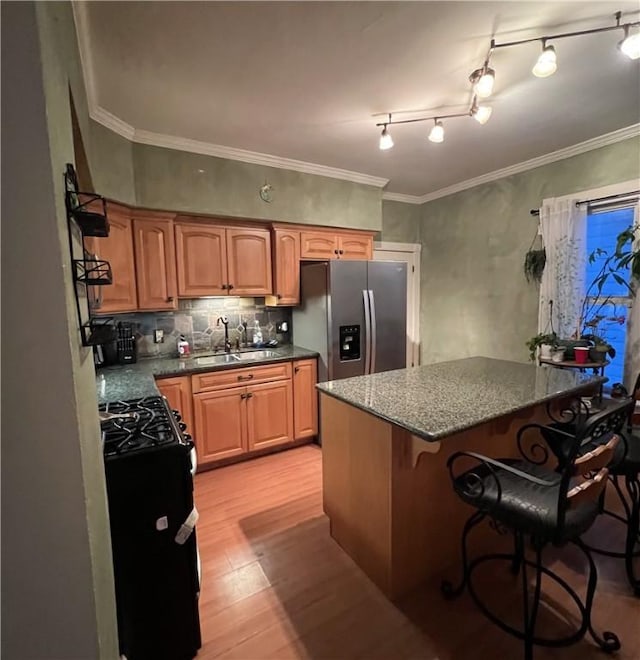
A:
236;350;279;360
195;350;279;366
195;354;241;366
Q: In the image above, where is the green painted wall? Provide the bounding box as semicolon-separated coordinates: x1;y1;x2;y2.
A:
418;136;640;365
380;199;421;243
89;120;136;204
131;143;382;229
2;2;118;657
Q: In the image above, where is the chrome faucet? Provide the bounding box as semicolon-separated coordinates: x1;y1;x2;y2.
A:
216;316;231;353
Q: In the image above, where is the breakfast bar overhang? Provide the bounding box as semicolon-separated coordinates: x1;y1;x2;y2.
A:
317;357;604;599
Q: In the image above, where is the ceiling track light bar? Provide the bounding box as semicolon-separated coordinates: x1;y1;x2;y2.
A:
490;12;640;51
376;10;638;150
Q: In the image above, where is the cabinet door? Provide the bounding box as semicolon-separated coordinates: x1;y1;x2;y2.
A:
133;216;177;310
226;229;272;296
266;229;300;306
246;380;293;451
300;231;339;260
175;223;227;297
156;376;194;439
338;234;373;260
85;205;137;313
193;389;247;463
293;359;318;440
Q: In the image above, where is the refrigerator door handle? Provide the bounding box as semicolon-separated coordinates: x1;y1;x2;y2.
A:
368;289;377;374
362;289;371;375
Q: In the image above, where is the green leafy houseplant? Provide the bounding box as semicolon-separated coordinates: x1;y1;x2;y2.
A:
526;332;557;361
524;248;546;283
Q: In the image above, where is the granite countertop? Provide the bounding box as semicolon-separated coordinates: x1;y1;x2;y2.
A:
316;356;605;442
95;345;318;404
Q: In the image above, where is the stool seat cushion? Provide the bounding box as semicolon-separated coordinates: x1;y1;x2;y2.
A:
453;459;599;542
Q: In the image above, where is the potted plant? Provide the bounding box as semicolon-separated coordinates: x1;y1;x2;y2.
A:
526;332;557;361
523;248;546;283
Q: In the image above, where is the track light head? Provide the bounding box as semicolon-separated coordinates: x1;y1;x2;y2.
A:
470;66;495;98
472;103;492;125
532;42;557;77
619;26;640;60
379;125;394;150
428;120;444;143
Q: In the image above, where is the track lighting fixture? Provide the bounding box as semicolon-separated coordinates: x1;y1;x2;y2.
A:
428;120;444;143
532;42;557;77
471;103;492;125
470;66;495;98
379;125;394;150
375;10;639;151
619;25;640;59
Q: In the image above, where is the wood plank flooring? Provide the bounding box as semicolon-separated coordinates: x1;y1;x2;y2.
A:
194;445;640;659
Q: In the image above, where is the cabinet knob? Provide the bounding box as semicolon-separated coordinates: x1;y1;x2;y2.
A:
277;293;282;300
294;366;300;374
237;374;254;381
339;250;344;255
166;296;174;302
221;284;228;290
334;249;339;255
228;284;234;291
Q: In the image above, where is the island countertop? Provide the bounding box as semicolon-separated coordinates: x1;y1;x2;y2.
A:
316;356;604;441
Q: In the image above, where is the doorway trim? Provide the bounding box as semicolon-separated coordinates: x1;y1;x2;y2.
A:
374;241;421;367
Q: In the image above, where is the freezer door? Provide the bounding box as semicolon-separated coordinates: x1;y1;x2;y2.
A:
328;260;368;380
367;261;407;373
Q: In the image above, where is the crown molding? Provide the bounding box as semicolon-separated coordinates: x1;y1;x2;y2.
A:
91;106;135;141
416;123;640;204
381;192;423;204
131;127;389;187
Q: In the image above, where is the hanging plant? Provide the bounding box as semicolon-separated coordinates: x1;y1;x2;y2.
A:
524;248;546;283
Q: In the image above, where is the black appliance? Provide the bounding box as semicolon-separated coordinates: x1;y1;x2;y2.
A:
99;396;201;660
116;321;137;364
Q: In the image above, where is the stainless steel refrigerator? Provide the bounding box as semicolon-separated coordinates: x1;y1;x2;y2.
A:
292;260;407;382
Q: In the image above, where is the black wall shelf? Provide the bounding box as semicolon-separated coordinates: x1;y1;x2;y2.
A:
65;163;115;346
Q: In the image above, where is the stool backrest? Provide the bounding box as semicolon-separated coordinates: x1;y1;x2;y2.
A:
557;400;632;526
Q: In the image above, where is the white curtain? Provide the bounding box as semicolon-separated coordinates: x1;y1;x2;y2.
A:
538;198;587;338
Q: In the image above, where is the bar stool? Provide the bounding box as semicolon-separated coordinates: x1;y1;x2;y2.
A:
442;402;630;660
542;388;639;596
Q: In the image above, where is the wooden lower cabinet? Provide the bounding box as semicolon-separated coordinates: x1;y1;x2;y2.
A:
156;376;194;439
193;389;247;463
247;380;293;451
293;359;318;440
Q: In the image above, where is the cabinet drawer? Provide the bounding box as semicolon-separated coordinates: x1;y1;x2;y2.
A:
192;361;292;393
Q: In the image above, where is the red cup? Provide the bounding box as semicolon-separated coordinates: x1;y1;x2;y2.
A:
574;347;589;364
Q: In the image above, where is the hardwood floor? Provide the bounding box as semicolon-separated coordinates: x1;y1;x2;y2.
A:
194;445;640;659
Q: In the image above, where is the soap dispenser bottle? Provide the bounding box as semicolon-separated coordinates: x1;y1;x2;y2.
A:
252;320;263;347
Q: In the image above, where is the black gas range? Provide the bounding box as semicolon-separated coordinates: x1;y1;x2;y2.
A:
100;395;201;660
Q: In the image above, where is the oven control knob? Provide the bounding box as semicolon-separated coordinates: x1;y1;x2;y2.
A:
172;410;182;421
179;422;187;432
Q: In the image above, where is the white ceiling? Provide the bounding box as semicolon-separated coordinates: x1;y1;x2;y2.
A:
79;1;640;198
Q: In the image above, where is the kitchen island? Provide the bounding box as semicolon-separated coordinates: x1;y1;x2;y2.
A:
317;357;604;599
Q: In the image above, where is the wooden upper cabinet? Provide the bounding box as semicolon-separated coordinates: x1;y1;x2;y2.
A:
338;234;373;260
265;229;300;306
175;223;227;297
246;380;293;451
133;213;177;310
156;376;194;440
300;229;373;261
300;231;339;260
293;359;318;440
85;203;137;313
226;228;272;296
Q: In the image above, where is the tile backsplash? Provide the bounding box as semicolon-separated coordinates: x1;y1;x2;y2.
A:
115;298;292;358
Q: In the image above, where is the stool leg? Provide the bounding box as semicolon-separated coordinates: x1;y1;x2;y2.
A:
441;510;485;599
624;475;640;596
521;538;543;660
574;538;621;653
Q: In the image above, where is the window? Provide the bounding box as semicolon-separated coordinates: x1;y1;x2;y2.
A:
584;205;637;386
